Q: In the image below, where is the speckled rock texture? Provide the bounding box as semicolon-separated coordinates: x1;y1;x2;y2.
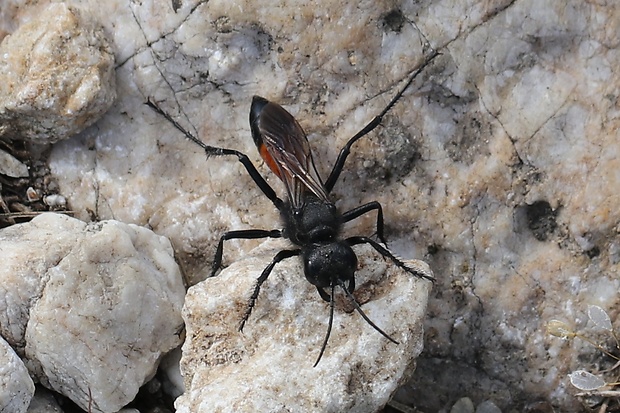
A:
0;3;116;143
0;213;185;412
0;0;618;411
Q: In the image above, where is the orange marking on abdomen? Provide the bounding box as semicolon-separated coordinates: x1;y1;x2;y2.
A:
259;144;282;179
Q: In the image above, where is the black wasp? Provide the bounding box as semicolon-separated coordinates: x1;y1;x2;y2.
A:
148;51;437;366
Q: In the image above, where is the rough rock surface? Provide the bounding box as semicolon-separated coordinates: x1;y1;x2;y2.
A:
0;213;185;412
0;148;28;178
1;0;617;411
0;336;34;413
178;241;433;413
0;3;116;143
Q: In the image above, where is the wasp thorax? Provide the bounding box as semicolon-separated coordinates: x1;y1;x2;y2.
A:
283;195;340;244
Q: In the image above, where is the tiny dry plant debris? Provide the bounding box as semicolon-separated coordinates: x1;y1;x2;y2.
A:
548;305;620;412
0;139;70;228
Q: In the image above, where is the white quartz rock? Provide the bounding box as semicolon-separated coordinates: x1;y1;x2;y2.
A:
0;213;86;352
0;3;116;143
0;213;185;413
177;241;432;413
159;347;185;399
0;336;34;413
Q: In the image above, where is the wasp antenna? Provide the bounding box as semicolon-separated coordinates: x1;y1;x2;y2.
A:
314;283;336;367
339;281;399;345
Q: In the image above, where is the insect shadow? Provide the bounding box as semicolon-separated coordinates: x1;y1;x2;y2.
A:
147;51;437;366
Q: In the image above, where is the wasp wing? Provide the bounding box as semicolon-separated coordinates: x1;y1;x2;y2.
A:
250;96;329;208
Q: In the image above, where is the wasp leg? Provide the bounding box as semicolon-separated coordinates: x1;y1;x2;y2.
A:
324;50;439;193
341;201;387;245
146;100;285;211
211;229;282;277
240;248;301;331
346;236;435;282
